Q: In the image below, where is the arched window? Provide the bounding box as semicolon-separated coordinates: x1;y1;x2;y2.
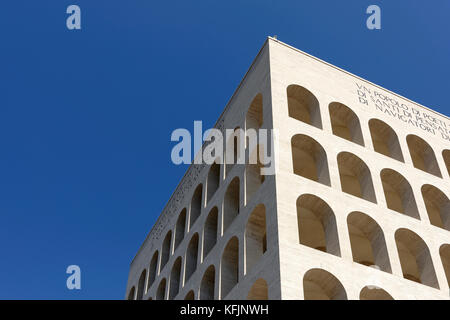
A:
369;119;403;162
185;233;199;282
147;251;159;290
246;145;265;203
347;212;391;272
200;265;215;300
246;93;263;131
291;134;330;186
136;269;147;300
421;184;449;231
337;152;376;203
247;278;268;300
156;278;166;300
207;162;220;203
443;150;450;176
360;286;393;300
184;290;195;300
287;85;322;129
127;286;135;300
380;169;419;219
439;244;450;288
245;204;267;274
223;177;240;233
190;184;203;228
161;230;172;270
297;194;340;256
203;207;218;259
169;257;182;300
303;268;347;300
406;135;442;177
221;237;239;298
329;102;364;146
174;208;186;250
395;228;439;288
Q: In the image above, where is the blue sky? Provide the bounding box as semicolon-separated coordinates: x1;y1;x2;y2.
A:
0;1;449;299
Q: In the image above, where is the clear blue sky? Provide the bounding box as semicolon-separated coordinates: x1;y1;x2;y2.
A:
0;1;449;299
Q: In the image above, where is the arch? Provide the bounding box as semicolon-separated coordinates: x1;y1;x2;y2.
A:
161;230;172;270
443;150;450;176
406;135;442;177
207;162;220;203
223;177;240;233
136;269;147;300
184;290;195;300
246;145;265;202
360;286;393;300
303;268;347;300
127;286;135;300
329;102;364;146
247;278;268;300
203;207;218;259
147;251;159;290
369;119;404;162
156;278;166;300
421;184;450;231
395;228;439;288
225;127;245;176
380;169;419;219
169;257;182;300
296;194;340;256
190;184;203;228
246;93;263;131
185;233;199;283
291;134;330;186
200;265;215;300
337;152;376;203
174;208;186;250
221;236;239;298
287;85;322;129
347;212;391;272
245;204;267;274
439;244;450;288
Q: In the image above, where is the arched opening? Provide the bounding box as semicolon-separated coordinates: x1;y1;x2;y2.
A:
329;102;364;146
439;244;450;288
246;93;263;131
296;194;340;256
185;233;199;283
200;265;215;300
136;269;147;300
245;204;267;274
221;237;239;298
161;230;172;270
127;286;135;300
203;207;218;259
443;150;450;176
184;290;195;300
421;184;450;231
174;208;186;250
225;127;244;176
147;251;159;290
291;134;330;186
207;162;220;203
246;145;265;203
337;152;376;203
347;212;391;272
395;228;439;288
247;278;268;300
190;184;203;228
369;119;404;162
169;257;182;300
360;286;393;300
303;268;347;300
406;135;442;177
380;169;419;219
223;177;240;233
156;278;166;300
287;85;322;129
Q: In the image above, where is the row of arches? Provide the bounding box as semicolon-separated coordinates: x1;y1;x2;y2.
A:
292;134;450;228
287;84;450;179
296;194;450;289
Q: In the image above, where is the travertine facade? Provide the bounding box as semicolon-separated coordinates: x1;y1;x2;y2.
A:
125;38;450;300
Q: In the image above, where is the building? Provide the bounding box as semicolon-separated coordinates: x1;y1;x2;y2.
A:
125;37;450;300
